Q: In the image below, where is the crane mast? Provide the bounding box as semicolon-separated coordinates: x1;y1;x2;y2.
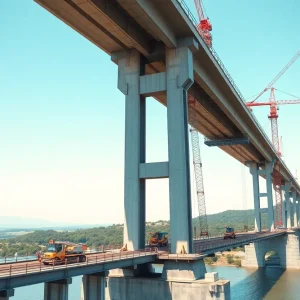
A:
189;0;211;238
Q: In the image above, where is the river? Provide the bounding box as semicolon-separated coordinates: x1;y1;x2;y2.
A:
9;266;300;299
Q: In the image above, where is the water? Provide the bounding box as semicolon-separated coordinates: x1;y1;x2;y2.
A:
9;266;300;299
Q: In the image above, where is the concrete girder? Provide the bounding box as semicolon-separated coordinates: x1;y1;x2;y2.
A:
117;0;177;48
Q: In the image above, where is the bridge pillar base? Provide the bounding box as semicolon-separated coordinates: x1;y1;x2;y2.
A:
161;258;206;281
81;272;106;300
0;289;14;300
44;278;71;300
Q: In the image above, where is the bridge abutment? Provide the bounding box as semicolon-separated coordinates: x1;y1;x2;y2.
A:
44;278;71;300
243;231;300;268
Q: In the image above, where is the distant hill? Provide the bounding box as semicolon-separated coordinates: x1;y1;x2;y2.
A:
8;208;269;248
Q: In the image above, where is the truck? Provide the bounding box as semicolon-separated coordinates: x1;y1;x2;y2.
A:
42;239;88;265
223;227;236;239
148;232;168;247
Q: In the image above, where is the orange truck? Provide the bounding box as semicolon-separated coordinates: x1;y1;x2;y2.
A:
223;227;236;239
42;239;88;265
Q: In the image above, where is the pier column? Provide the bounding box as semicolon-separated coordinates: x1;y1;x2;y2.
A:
292;190;297;227
0;289;14;300
113;49;146;250
249;163;261;232
265;162;275;231
166;44;194;253
284;182;292;228
44;278;71;300
297;195;300;227
81;272;106;300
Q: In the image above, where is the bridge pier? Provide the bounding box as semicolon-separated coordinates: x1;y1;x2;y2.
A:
44;278;71;300
249;162;275;232
283;182;292;228
107;258;230;299
114;40;196;253
0;289;14;300
243;230;300;268
81;272;106;300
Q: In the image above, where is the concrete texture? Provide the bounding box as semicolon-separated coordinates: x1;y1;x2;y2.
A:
106;275;230;300
81;273;106;300
243;230;300;268
116;49;146;251
161;259;206;281
0;289;14;300
166;45;194;253
265;162;275;231
44;278;71;300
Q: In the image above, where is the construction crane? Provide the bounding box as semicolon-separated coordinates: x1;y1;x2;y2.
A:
246;51;300;228
187;0;211;238
193;0;212;47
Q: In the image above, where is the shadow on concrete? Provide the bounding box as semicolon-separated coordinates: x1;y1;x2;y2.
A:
231;267;285;300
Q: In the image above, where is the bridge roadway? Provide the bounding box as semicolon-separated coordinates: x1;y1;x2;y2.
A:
0;231;287;292
34;0;299;190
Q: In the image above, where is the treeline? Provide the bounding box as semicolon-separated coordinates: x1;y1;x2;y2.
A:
0;209;268;257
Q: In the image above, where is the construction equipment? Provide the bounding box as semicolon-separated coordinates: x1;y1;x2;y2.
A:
246;51;300;228
193;0;212;47
42;239;88;265
187;0;211;238
148;232;168;247
223;227;236;239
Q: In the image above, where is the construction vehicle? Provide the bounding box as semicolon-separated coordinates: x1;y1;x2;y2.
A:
224;227;236;239
42;239;88;265
148;232;168;247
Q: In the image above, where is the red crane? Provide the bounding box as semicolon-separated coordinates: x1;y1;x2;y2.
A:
193;0;212;47
246;51;300;228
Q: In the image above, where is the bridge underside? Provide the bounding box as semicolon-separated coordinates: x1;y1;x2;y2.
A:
35;0;284;169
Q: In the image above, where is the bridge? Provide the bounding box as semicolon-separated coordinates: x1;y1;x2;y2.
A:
1;0;299;299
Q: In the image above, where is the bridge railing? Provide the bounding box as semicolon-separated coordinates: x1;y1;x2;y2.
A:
0;248;158;278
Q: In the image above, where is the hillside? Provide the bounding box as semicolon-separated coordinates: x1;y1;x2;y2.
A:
0;209;269;256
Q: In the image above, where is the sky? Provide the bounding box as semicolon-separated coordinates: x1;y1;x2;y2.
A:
0;0;299;225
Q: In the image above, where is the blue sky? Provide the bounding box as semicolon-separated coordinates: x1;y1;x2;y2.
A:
0;0;299;224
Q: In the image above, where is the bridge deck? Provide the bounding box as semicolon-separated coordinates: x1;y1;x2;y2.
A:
33;0;299;190
0;250;157;291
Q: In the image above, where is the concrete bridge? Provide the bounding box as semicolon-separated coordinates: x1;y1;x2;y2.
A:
2;0;299;299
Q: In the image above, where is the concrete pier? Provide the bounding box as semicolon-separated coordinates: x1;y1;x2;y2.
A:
44;278;71;300
107;257;230;300
81;273;106;300
0;289;14;300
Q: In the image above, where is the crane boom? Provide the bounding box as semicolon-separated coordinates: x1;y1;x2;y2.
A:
250;51;300;103
247;99;300;107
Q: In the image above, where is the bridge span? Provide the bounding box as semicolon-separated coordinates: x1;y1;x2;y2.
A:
6;0;299;299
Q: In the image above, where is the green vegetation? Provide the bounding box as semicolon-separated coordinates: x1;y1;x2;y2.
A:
226;254;234;264
233;259;242;266
204;256;218;265
0;208;266;257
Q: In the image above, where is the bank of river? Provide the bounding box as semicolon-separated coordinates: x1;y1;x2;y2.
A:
9;266;300;299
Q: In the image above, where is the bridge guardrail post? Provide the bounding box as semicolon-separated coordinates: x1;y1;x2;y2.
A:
9;265;12;276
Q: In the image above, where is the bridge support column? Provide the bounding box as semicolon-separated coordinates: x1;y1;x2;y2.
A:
292;190;297;227
166;44;194;253
114;49;146;250
297;195;300;227
249;163;261;232
265;162;275;231
0;289;14;300
44;278;71;300
81;272;106;300
284;182;292;228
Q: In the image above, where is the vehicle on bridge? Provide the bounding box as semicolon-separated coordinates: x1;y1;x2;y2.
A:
42;239;88;265
148;231;168;247
224;227;236;239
